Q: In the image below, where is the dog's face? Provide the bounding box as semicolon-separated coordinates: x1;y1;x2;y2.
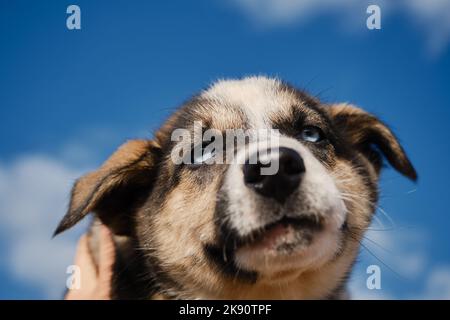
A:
55;77;416;299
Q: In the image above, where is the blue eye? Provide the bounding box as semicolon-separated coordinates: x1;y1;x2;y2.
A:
299;126;324;143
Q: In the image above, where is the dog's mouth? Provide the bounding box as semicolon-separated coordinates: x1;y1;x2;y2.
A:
235;216;324;253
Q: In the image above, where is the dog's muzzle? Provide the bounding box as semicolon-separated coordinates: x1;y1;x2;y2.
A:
243;147;305;204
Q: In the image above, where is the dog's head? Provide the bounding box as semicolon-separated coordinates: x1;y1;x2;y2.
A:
55;77;416;299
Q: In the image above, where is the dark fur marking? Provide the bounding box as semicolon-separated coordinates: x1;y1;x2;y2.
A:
53;150;155;236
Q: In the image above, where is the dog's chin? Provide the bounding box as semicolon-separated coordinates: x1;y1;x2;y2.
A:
234;217;342;283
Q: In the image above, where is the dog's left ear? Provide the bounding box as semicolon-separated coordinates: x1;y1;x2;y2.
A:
54;139;160;236
328;103;417;181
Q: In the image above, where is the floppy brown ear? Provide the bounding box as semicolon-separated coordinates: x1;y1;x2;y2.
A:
54;139;160;236
328;103;417;181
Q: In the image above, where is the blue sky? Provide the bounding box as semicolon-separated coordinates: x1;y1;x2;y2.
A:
0;0;449;299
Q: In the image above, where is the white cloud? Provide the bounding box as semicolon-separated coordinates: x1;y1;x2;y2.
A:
362;227;428;278
0;127;142;299
419;267;450;299
349;225;427;299
403;0;450;56
0;155;90;298
230;0;450;55
349;222;450;300
231;0;362;26
348;276;393;300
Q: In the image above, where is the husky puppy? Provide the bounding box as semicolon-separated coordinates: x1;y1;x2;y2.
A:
55;76;416;299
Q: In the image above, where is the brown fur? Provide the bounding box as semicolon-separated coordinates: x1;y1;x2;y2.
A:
54;78;416;299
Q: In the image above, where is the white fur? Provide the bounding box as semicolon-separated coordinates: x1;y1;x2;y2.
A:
208;77;347;277
202;76;295;129
224;137;346;276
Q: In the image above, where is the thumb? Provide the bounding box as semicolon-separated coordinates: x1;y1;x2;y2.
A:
97;224;116;297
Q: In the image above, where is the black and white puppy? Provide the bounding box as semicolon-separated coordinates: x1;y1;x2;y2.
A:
55;76;416;299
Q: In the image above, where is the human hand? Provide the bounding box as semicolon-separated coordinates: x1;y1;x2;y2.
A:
65;224;115;300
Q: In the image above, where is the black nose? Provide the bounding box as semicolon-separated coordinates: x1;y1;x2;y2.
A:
243;147;305;203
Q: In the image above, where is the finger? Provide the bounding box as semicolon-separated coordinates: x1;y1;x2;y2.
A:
65;234;97;299
73;235;97;280
97;224;116;290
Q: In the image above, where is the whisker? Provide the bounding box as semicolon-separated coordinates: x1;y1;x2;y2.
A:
346;230;406;280
361;235;394;254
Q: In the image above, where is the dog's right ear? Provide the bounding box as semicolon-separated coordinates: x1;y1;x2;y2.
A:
53;139;160;237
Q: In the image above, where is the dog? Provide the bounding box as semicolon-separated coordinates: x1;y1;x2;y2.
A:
54;76;416;299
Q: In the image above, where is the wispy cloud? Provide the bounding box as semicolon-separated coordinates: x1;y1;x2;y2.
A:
349;222;450;300
230;0;450;55
0;125;146;299
403;0;450;56
230;0;363;26
0;155;89;298
349;225;426;299
419;266;450;299
351;264;450;300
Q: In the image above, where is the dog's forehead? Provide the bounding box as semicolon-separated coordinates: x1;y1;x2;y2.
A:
199;76;317;129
